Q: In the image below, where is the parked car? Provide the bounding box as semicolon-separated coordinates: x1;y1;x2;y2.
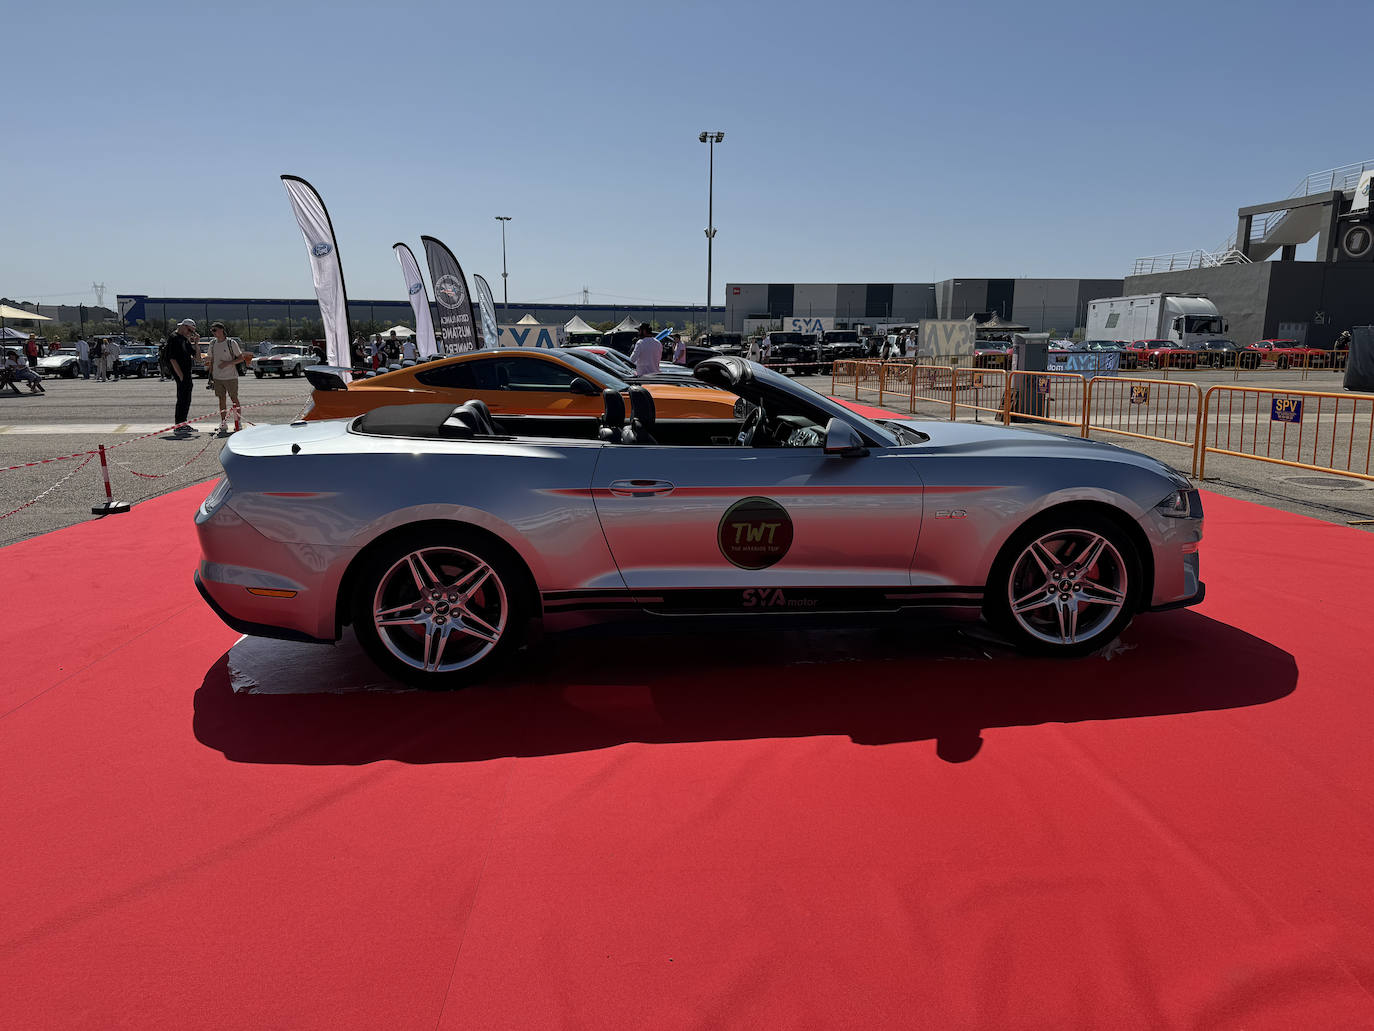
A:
565;345;693;381
115;345;162;378
973;343;1012;368
761;332;820;373
818;330;868;361
1196;339;1243;368
196;355;1205;688
302;347;745;434
254;344;314;378
704;333;745;356
1241;339;1332;370
37;347;81;378
1138;340;1197;370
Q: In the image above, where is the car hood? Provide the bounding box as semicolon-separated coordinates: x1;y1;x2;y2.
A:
38;355;75;366
886;418;1181;476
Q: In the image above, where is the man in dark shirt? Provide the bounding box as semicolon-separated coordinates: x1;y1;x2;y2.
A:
167;318;199;436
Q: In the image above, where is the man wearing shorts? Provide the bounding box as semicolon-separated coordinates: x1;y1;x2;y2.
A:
207;321;244;435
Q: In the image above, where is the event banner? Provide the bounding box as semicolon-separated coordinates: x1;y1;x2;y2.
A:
421;236;478;353
473;274;499;350
393;243;438;358
280;175;351;376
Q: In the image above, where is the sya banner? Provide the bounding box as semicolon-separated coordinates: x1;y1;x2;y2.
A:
392;243;438;358
473;274;500;351
281;175;352;376
421;236;478;354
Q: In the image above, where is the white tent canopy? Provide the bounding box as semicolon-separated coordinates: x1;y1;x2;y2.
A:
0;304;51;322
515;314;540;325
606;315;641;334
564;315;600;334
379;324;414;337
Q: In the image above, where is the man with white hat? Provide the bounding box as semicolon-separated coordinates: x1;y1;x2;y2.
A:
166;319;200;435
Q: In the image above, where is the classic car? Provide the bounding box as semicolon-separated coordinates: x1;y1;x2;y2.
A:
254;344;314;378
302;347;745;434
114;344;162;378
196;356;1205;688
37;347;81;378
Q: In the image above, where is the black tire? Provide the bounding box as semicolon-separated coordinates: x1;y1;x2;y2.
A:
293;364;303;377
1276;357;1289;370
984;511;1143;658
63;365;76;378
349;528;529;689
254;370;264;378
137;364;148;378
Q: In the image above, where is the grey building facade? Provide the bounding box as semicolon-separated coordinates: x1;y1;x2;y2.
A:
727;279;1123;334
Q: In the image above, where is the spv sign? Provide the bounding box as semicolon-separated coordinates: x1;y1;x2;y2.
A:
918;320;975;359
784;317;833;335
1271;397;1303;423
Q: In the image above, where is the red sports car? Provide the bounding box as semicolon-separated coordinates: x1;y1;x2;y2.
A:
1138;340;1198;370
1240;339;1332;370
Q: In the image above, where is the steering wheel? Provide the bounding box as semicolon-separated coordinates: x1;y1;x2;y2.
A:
736;403;766;446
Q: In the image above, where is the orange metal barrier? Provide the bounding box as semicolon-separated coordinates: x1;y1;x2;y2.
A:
1001;371;1088;429
1198;385;1374;482
1086;377;1203;474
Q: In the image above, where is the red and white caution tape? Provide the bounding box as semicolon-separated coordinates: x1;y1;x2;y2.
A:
0;453;95;521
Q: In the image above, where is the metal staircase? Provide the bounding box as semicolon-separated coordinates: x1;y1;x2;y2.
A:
1132;159;1374;275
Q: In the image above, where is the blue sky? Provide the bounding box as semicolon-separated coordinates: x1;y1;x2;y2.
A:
3;0;1368;309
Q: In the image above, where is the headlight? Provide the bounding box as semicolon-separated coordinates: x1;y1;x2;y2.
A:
1156;488;1201;519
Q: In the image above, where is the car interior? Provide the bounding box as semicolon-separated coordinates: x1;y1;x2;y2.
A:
350;357;849;449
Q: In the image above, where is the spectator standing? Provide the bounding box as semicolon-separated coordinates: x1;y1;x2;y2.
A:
630;323;661;377
167;319;198;435
402;335;417;362
75;336;91;379
24;335;39;368
91;337;107;381
105;337;122;380
673;335;686;365
208;321;245;435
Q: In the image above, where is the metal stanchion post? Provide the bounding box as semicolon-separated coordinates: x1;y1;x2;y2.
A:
91;444;131;515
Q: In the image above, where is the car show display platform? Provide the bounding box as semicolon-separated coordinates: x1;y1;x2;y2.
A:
3;482;1374;1028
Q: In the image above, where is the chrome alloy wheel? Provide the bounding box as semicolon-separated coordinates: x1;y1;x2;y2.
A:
1007;529;1128;646
371;546;508;673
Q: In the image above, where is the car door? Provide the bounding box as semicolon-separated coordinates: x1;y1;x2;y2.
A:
590;440;924;614
409;354;604;434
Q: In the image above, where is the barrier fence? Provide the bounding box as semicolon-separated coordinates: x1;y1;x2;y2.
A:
1199;385;1374;483
1086;377;1203;475
829;361;1374;484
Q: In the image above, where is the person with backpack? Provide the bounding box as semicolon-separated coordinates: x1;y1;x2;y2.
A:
207;321;245;435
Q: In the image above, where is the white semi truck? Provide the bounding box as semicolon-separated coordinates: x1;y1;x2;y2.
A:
1085;293;1228;347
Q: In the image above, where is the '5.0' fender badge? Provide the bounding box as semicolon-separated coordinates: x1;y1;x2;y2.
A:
718;497;793;570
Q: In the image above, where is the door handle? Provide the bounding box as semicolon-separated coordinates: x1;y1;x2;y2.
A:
608;479;675;497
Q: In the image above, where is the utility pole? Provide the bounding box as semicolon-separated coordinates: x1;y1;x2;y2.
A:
495;216;512;320
698;131;724;335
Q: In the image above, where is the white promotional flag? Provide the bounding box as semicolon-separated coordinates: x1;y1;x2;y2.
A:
393;243;438;357
281;174;352;377
473;274;499;351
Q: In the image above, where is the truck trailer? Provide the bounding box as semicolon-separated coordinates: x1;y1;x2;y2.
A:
1085;293;1228;348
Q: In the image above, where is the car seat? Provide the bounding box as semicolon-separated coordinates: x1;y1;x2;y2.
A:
598;389;625;443
622;386;657;444
455;399;500;436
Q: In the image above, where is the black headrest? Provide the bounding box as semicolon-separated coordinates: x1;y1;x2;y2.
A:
456;399;499;435
693;355;749;390
601;388;625;427
628;386;656;428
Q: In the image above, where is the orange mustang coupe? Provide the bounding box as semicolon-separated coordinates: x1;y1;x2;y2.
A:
303;348;745;439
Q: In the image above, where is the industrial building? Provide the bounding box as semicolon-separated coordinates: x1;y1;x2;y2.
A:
117;295;723;335
722;279;1123;335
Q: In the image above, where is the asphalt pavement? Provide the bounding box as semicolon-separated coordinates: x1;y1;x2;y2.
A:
0;371;313;545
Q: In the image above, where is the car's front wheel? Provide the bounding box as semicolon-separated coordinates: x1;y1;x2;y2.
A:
986;514;1141;657
254;370;264;378
350;530;527;688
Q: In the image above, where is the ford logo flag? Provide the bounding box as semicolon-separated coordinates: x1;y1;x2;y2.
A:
311;242;333;258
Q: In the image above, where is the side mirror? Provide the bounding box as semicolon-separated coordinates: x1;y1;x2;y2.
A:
823;418;868;457
569;376;598;396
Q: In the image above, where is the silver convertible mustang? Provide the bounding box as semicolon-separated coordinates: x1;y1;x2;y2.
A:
194;356;1203;687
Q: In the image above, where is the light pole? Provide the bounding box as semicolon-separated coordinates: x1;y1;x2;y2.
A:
494;216;512;320
698;131;724;336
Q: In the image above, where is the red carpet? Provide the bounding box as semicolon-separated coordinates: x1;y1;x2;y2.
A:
4;483;1374;1029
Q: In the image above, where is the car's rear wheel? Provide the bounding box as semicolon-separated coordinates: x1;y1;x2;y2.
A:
986;514;1141;657
293;364;303;377
1276;357;1289;370
350;530;527;689
254;370;264;378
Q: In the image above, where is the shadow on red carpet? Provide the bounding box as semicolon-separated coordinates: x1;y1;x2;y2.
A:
193;610;1296;767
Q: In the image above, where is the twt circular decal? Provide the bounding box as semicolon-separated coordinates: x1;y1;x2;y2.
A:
718;497;794;570
434;274;467;309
